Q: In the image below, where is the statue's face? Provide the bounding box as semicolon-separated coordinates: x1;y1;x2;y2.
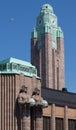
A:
36;90;40;95
34;88;40;95
18;92;28;105
20;85;27;93
23;87;27;93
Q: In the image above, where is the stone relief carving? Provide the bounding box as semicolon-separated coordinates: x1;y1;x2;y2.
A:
17;85;29;106
32;87;43;106
17;86;48;108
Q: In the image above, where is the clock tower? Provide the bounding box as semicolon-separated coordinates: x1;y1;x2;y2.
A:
31;4;65;90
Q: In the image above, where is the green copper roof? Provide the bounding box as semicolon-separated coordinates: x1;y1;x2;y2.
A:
40;4;54;14
31;4;64;50
31;28;37;38
0;57;39;78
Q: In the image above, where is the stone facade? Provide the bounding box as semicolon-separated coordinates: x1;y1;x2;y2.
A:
43;103;76;130
31;34;65;90
31;4;65;90
0;74;42;130
0;3;76;130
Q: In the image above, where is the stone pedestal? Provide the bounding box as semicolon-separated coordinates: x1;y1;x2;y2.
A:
22;106;30;130
22;116;30;130
35;106;43;130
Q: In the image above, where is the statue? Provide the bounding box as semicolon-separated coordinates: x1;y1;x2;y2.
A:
32;87;43;106
17;85;29;106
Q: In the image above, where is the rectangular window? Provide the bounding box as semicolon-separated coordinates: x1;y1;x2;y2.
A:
57;67;59;90
68;119;76;130
56;118;63;130
43;116;50;130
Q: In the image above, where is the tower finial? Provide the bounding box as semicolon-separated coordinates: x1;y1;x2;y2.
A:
40;4;54;14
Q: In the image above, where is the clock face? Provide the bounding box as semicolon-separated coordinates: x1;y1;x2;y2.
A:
51;19;56;26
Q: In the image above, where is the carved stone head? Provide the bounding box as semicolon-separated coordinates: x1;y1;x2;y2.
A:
19;85;27;93
33;87;40;96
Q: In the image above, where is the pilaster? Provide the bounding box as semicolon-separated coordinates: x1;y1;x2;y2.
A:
51;104;55;130
35;106;43;130
64;106;68;130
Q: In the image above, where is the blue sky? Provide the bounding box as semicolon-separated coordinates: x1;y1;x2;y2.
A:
0;0;76;93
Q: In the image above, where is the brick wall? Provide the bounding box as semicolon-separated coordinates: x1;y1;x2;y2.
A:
0;74;41;130
31;34;65;90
